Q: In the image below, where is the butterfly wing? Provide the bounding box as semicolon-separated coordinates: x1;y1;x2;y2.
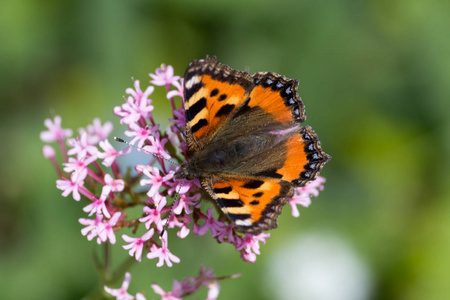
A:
198;126;329;234
197;69;330;187
183;56;254;154
201;175;294;234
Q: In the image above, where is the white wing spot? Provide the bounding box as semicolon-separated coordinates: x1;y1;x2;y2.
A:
235;219;252;226
185;76;200;89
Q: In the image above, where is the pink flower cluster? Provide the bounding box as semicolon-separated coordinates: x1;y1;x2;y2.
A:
104;266;236;300
41;63;327;269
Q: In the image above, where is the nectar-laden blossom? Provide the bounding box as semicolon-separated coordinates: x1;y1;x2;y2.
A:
83;191;111;218
124;122;159;149
98;212;122;244
139;196;167;232
42;144;55;159
56;170;87;201
149;64;180;87
67;132;98;158
81;118;113;145
289;176;326;217
140;166;173;199
103;173;125;193
147;233;180;267
40;115;73;142
63;155;97;176
193;208;226;237
104;266;233;300
122;229;155;262
143;132;171;160
42;62;328;299
79;213;105;243
98;139;131;167
151;280;183;300
104;272;135;300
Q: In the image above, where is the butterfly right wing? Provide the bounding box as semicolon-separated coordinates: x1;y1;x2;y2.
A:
201;175;294;234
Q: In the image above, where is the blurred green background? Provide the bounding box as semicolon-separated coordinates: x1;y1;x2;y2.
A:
1;0;450;299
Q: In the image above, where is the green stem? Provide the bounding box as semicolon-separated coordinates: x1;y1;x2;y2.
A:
104;242;111;281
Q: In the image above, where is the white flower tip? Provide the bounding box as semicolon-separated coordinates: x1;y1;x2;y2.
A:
135;293;147;300
42;145;55;158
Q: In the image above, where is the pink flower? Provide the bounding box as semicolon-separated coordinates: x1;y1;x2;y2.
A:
193;208;225;236
172;193;201;215
104;272;134;300
139;197;167;232
135;293;146;300
151;280;183;300
147;233;180;267
206;281;220;300
42;145;55;158
56;170;87;201
40;115;73;142
122;229;155;262
143;132;171;160
197;265;216;286
289;176;326;217
236;233;270;254
114;82;154;125
79;214;105;243
167;175;199;197
140;167;173;198
177;225;190;239
214;223;236;244
239;248;257;263
83;191;111;218
165;126;180;148
166;78;184;100
126;79;154;104
149;64;180;87
113;96;140;125
168;107;185;132
98;212;121;244
166;214;191;239
124;123;159;149
98;139;131;167
104;173;125;193
67;132;98;158
180;277;197;294
81;118;113;145
63;155;96;176
235;233;270;263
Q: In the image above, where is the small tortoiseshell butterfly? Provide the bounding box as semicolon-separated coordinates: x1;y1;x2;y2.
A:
174;56;330;235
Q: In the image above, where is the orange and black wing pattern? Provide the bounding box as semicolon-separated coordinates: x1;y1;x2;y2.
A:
180;57;330;234
201;175;294;234
183;57;254;154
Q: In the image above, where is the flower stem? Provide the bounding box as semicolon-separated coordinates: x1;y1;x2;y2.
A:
104;242;111;280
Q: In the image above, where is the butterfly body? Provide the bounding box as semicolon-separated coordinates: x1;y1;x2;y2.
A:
174;57;330;234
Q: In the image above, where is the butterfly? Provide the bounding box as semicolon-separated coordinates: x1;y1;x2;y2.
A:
174;56;330;235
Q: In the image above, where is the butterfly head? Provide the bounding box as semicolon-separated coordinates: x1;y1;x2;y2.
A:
174;159;204;180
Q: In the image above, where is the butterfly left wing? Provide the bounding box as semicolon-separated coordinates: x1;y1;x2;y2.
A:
183;57;254;154
201;175;294;234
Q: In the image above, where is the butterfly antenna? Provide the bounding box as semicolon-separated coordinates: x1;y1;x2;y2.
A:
174;124;187;139
160;177;185;237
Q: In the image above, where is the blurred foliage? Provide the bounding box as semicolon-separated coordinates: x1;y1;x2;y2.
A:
1;0;449;299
